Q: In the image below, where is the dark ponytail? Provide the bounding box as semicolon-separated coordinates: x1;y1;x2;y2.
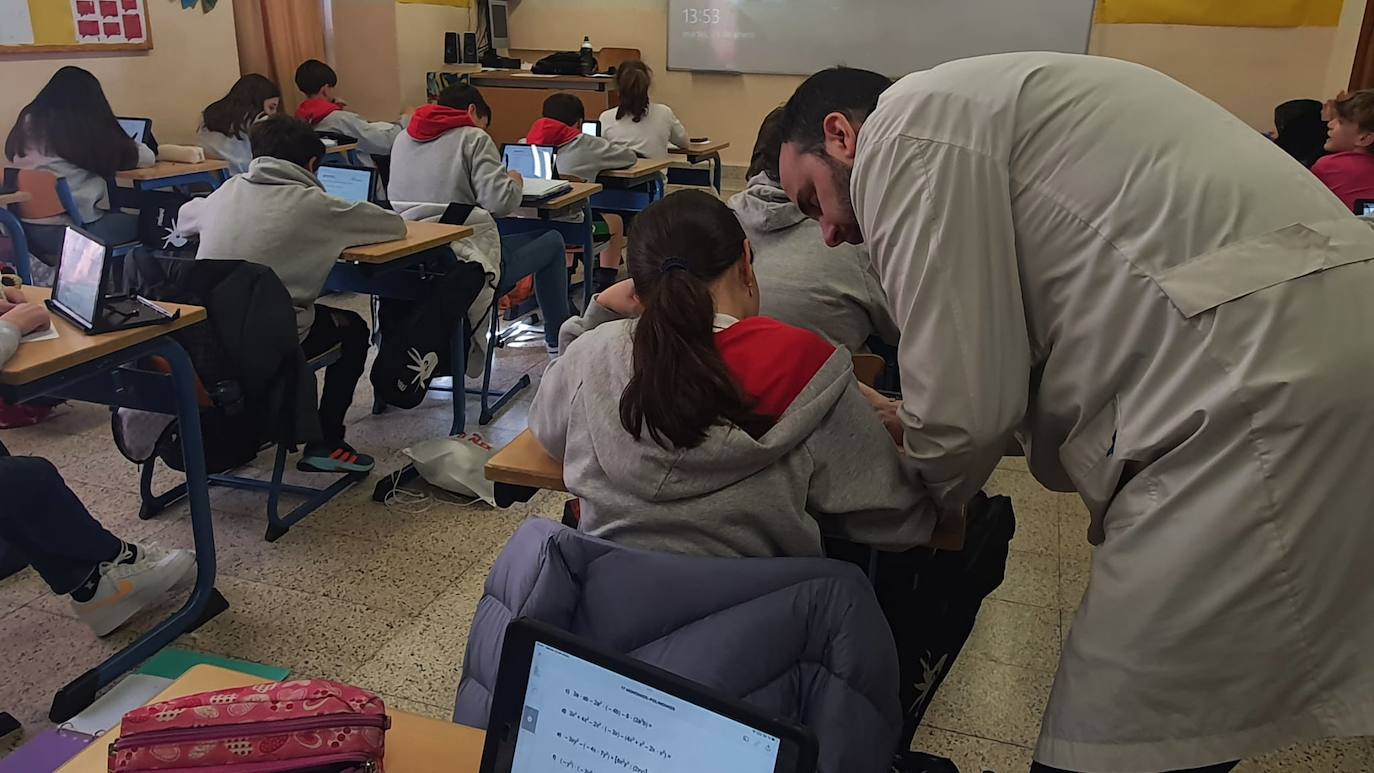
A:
619;189;771;449
615;60;652;123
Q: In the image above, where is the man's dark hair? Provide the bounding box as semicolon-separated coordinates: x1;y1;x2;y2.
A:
250;114;326;169
437;84;492;120
543;93;585;127
294;59;337;96
780;67;892;154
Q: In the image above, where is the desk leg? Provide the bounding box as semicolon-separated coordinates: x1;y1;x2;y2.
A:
0;207;31;284
48;338;227;723
581;200;596;310
711;154;722;193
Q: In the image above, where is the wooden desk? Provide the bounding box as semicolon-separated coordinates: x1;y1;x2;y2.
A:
669;141;731;191
486;429;566;491
600;157;673;181
537;180;603;212
115;159;230;190
671;140;731;160
470;71;617;147
0;190;32;207
57;665;486;773
339;221;474;265
0;288;206;386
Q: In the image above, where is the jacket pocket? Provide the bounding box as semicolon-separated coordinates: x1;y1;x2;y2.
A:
1154;218;1374;318
1059;397;1125;538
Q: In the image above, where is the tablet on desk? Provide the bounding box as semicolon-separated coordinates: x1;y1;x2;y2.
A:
317;164;379;205
581;121;601;137
481;619;818;773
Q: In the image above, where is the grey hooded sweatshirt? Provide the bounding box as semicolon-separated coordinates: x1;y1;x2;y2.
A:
530;301;937;558
177;157;406;340
389;126;523;217
551;134;638;182
729;173;899;352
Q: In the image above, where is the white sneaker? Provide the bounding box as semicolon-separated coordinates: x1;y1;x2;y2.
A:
71;544;196;637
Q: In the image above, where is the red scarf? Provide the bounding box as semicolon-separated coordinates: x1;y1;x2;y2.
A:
295;97;343;125
407;104;479;142
525;117;582;148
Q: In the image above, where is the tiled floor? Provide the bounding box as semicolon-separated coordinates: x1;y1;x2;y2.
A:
3;212;1373;771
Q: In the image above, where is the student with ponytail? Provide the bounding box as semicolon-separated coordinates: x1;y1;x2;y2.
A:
529;189;937;559
198;74;281;175
598;60;690;159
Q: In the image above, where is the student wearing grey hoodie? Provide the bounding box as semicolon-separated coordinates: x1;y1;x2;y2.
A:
729;107;898;353
389;84;570;356
530;190;937;559
176;115;406;474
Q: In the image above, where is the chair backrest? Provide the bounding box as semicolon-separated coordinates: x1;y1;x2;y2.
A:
9;168;82;223
598;47;641;73
852;353;885;387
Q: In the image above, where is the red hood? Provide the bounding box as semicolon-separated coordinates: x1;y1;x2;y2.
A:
295;97;343;125
716;317;835;420
525;118;582;148
407;104;479;142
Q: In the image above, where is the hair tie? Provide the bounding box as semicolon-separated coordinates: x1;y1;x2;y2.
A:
660;258;690;275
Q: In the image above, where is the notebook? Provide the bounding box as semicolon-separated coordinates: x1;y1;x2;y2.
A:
502;144;571;200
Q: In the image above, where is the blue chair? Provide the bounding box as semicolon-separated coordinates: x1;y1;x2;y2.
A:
2;167;140;285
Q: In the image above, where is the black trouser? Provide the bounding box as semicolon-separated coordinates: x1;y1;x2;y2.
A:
300;304;369;445
0;452;121;593
1031;763;1238;773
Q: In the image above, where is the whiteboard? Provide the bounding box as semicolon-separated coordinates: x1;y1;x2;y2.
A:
667;0;1097;76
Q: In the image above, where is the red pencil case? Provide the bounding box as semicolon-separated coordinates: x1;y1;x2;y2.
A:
108;679;389;772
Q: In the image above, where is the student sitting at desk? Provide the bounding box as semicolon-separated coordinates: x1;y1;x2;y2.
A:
0;294;195;636
293;59;401;160
530;190;936;558
526;93;635;293
198;74;281;176
3;66;155;258
176;115;406;473
729;107;898;353
389;84;569;358
598;61;690;160
1313;90;1374;210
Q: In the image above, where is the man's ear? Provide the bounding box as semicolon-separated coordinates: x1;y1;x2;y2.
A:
822;111;861;164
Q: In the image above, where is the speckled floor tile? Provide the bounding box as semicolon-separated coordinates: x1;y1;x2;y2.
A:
350;615;470;709
376;692;452;722
963;598;1062;674
1059;561;1090;612
984;469;1064;556
0;569;48;617
995;455;1029;473
1060;609;1075;648
1238;737;1374;772
988;549;1058;609
912;725;1033;772
0;607;129;729
922;655;1054;749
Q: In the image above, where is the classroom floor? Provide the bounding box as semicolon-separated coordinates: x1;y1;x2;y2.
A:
3;193;1374;771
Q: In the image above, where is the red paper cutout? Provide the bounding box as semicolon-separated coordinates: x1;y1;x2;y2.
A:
76;0;96;15
123;14;142;40
103;20;121;36
77;19;100;37
100;1;118;18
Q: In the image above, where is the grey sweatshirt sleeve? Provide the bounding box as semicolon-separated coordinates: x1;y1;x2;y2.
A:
0;320;19;368
558;299;626;352
327;199;409;247
136;142;157;168
529;356;576;462
594;137;639;172
666;107;690;151
469;134;524;217
806;381;938;551
335;111;402;157
175;196;209;236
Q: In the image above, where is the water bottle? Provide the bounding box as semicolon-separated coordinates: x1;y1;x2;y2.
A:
579;35;594;75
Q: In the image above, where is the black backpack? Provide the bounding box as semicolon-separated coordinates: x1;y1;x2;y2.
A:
532;50;595;76
370;260;486;409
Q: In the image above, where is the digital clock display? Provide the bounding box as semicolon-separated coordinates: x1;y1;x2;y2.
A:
682;8;722;23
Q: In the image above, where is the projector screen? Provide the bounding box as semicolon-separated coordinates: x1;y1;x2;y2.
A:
667;0;1098;76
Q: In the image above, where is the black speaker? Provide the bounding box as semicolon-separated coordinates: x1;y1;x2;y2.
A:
444;31;459;64
462;31;478;64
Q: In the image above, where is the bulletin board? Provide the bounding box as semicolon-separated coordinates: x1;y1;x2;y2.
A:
0;0;152;54
1097;0;1343;27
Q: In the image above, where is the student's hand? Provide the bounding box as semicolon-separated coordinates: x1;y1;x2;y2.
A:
857;382;904;447
507;170;524;185
2;303;51;336
596;279;643;317
0;286;25;314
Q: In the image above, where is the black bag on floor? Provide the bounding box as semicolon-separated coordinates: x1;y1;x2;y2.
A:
370;260;485;410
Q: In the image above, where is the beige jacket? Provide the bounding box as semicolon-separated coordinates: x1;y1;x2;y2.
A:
854;52;1374;771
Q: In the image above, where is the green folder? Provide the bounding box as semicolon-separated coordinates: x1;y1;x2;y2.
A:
139;648;288;681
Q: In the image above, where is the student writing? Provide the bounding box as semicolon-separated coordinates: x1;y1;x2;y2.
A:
3;66;155;256
176;115;406;473
729;107;898;353
389;84;570;357
293;59;401;158
529;190;936;559
526;92;635;293
598;60;690;159
198;74;281;176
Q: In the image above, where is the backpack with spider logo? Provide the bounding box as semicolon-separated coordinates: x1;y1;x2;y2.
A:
136;190;199;258
370;260;486;409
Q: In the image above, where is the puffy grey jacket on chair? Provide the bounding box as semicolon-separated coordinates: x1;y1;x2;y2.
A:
453;518;903;773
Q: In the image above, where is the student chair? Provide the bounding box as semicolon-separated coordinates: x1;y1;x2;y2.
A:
137;344;364;542
4;168;140;284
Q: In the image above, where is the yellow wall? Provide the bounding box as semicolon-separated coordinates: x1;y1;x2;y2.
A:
395;2;472;110
507;0;1367;167
0;1;241;146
